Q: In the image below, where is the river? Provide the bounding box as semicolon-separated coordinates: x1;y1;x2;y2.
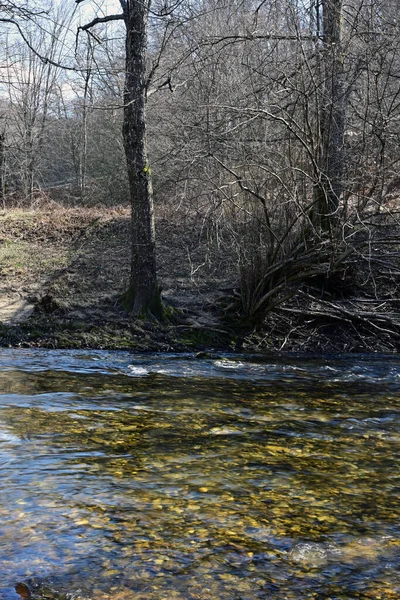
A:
1;349;400;599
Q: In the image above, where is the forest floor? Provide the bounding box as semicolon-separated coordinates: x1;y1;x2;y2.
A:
0;201;399;353
0;203;236;351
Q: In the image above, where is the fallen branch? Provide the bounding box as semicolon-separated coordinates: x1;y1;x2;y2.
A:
281;293;400;339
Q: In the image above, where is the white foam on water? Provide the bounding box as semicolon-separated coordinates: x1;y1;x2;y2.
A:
126;365;149;377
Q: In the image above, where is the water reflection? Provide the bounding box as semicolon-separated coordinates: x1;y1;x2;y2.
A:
0;349;400;599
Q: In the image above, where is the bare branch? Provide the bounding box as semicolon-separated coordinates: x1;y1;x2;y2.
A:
203;33;318;46
78;14;125;33
0;17;80;71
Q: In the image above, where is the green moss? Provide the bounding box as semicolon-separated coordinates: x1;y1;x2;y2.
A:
0;305;236;351
179;326;231;349
120;283;167;322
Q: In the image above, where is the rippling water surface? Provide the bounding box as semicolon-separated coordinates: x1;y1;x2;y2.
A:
1;349;400;600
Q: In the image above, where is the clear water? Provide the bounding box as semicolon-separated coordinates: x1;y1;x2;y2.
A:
1;349;400;600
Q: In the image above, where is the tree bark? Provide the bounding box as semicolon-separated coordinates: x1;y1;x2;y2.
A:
0;131;5;201
120;0;163;317
314;0;346;230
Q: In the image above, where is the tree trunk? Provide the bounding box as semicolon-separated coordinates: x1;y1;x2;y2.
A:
0;131;5;202
120;0;163;317
79;46;92;199
314;0;346;230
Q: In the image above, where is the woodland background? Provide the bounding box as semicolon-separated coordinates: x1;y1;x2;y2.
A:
0;0;400;352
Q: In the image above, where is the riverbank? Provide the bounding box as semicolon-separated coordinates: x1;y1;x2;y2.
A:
0;203;399;353
0;204;235;352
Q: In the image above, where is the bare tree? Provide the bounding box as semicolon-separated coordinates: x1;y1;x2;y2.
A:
313;0;346;230
0;1;77;201
78;0;163;317
145;0;400;325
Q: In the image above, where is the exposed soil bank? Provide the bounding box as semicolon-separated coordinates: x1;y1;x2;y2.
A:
0;205;399;353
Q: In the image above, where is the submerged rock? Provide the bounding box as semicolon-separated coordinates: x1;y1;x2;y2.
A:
14;582;89;600
15;584;31;599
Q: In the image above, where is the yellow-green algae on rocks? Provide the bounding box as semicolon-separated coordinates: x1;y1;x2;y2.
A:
1;350;400;600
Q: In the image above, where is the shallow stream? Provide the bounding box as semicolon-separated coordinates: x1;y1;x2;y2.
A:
1;349;400;599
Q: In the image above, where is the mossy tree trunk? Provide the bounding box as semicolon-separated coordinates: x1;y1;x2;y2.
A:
119;0;163;318
79;0;163;318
